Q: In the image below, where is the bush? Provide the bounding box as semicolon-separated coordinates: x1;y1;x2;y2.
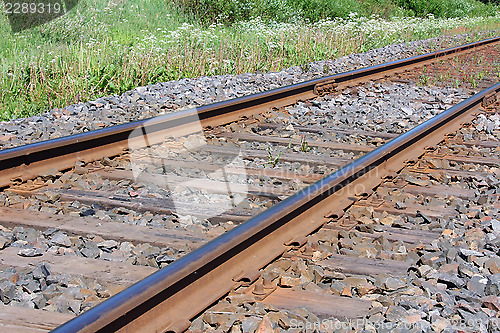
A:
395;0;498;18
178;0;410;24
179;0;499;25
292;0;409;21
177;0;301;24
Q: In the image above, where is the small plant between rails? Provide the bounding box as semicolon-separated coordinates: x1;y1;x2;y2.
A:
0;37;499;332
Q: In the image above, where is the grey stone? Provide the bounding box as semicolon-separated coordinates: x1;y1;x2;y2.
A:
450;289;482;304
431;318;450;332
22;279;41;293
156;255;176;264
41;284;62;300
32;294;47;309
132;243;160;257
467;275;487;296
46;274;72;287
379;276;407;291
459;248;484;258
485;274;500;295
81;243;100;259
43;228;60;237
377;295;394;307
32;263;51;280
97;240;119;250
51;232;72;247
241;317;260;333
0;280;20;304
430;272;465;289
491;219;500;236
417;265;434;278
190;317;206;332
385;305;408;322
50;294;71;314
79;208;95;217
69;299;82;314
17;248;43;257
420;252;445;268
458;263;480;278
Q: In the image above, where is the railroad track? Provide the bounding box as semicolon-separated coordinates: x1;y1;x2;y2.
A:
0;37;499;332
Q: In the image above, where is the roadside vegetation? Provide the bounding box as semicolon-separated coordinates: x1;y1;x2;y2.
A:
179;0;499;24
1;0;499;120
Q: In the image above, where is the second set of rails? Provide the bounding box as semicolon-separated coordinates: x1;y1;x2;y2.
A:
0;37;498;332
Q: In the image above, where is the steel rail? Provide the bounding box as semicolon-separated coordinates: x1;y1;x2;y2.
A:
1;37;499;188
52;79;500;332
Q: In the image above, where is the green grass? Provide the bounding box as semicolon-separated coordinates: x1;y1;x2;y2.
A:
0;0;192;119
0;0;499;120
179;0;498;24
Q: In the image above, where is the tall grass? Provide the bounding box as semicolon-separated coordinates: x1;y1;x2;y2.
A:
0;0;499;120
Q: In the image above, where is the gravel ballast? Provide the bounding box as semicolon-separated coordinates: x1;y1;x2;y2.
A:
0;33;492;150
0;32;499;328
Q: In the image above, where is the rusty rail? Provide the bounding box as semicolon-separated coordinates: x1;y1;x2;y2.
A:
1;37;499;188
51;82;500;332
